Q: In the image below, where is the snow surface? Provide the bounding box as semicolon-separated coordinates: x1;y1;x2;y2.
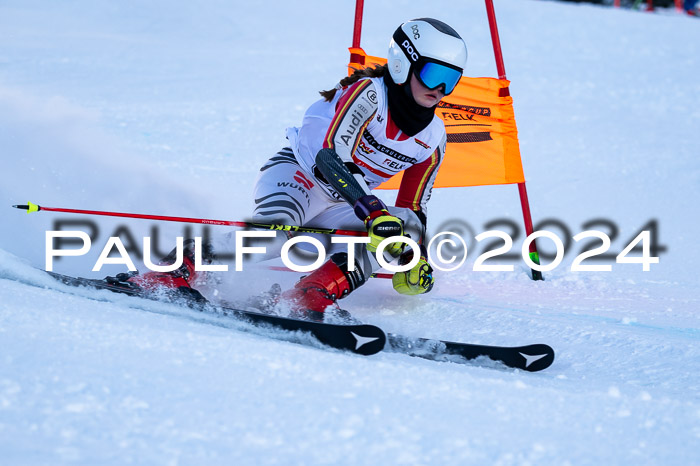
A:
1;0;699;464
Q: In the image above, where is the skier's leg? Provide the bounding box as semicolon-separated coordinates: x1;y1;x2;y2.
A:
279;203;423;317
117;238;215;302
211;147;331;264
122;148;323;296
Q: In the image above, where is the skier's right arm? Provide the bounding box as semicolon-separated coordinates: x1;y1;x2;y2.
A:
315;79;403;256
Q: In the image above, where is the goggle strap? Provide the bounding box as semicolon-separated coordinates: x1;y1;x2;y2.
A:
393;27;421;66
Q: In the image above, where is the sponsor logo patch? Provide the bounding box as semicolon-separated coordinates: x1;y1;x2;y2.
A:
366;89;378;104
358;140;375;155
340;109;365;146
437;101;492;117
363;131;418;164
401;40;419;62
411;24;420;39
293;170;314;190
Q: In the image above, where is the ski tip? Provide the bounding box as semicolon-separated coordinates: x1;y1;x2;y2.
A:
13;201;40;213
349;326;386;356
518;344;555;372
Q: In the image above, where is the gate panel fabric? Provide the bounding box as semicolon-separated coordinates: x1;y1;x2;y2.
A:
348;47;525;189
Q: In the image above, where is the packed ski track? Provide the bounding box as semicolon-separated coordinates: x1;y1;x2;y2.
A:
1;0;699;464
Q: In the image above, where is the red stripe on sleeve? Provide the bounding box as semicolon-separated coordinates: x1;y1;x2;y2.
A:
323;80;372;150
395;149;440;211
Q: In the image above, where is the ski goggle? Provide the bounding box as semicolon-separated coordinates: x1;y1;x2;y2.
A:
415;59;463;95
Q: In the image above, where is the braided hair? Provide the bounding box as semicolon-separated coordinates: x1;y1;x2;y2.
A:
319;64;388;102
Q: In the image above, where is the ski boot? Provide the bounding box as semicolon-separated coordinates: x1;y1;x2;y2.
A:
279;252;365;323
107;239;214;305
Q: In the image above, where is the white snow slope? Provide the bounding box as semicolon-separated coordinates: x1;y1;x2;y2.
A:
1;0;699;464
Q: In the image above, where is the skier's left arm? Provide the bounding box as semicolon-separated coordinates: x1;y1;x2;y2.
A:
315;80;404;256
395;135;445;244
391;135;446;295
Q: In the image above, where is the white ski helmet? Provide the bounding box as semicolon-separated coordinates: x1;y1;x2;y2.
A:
387;18;467;95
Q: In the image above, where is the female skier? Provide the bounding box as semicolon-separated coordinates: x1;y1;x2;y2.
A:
129;18;468;321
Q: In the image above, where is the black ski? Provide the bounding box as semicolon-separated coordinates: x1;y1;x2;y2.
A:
45;271;386;356
386;334;555;372
43;271;554;371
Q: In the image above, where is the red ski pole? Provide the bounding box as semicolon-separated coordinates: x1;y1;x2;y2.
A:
12;201;368;237
14;202;399;279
